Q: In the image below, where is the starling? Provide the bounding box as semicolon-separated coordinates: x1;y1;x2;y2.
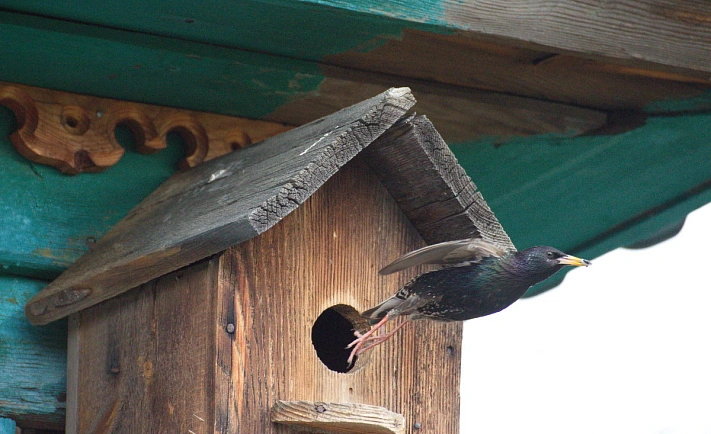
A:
347;239;591;364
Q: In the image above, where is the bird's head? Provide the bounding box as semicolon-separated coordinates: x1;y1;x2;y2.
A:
511;246;591;283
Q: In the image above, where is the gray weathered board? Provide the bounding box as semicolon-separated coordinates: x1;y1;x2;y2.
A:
366;115;516;251
25;87;415;324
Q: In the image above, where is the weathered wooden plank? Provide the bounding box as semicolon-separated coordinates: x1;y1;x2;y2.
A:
437;0;711;75
366;115;516;251
327;0;711;76
326;29;711;112
267;69;608;142
270;401;405;434
5;0;710;75
0;10;608;145
25;88;416;325
67;259;220;434
0;276;66;429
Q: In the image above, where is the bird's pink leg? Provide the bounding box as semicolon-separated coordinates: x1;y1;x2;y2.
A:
346;315;390;364
357;319;409;353
346;315;409;364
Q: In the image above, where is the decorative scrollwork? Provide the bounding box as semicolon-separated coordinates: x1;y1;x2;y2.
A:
0;82;291;174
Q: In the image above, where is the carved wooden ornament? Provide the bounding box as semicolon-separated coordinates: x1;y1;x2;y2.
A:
0;82;291;174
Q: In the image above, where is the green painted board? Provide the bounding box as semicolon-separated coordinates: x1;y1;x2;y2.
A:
0;11;325;120
0;107;182;279
3;0;709;74
453;114;711;251
1;1;442;62
0;418;15;434
450;113;711;294
0;275;66;427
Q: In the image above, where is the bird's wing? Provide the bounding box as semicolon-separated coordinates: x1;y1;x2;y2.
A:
379;238;508;275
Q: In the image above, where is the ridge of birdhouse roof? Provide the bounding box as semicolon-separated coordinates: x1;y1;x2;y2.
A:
25;87;512;325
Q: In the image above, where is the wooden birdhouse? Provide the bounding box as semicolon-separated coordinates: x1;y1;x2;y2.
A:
25;88;515;434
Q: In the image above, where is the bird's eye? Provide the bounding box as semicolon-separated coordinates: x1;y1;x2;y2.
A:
546;251;555;258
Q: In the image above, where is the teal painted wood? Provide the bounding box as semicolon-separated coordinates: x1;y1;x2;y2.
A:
0;418;15;434
0;1;442;63
2;0;709;74
0;276;66;427
0;107;182;279
449;113;711;295
0;11;325;120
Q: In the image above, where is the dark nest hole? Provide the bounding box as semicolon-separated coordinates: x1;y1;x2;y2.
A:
311;304;369;373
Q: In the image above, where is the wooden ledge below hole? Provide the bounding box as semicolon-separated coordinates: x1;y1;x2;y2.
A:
271;400;405;434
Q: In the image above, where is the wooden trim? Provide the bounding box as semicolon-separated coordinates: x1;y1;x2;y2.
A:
271;401;405;434
0;81;290;174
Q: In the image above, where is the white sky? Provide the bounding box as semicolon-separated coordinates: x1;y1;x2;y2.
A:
460;202;711;434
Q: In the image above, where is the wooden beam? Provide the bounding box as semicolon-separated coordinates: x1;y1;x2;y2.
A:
6;0;710;76
435;0;711;75
25;88;416;325
267;68;608;142
271;401;405;434
366;115;516;251
0;9;626;147
325;29;711;112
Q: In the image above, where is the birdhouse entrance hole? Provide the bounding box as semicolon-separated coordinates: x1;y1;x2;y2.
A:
311;304;369;373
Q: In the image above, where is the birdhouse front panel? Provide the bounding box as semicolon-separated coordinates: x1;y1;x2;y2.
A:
68;156;462;433
215;157;463;432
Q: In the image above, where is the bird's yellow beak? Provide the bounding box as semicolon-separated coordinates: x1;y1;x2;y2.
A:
558;254;592;267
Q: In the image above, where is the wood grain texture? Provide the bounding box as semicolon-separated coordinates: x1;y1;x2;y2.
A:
366;115;516;252
0;81;290;174
267;69;608;143
326;29;710;112
25;88;415;325
67;159;462;433
219;159;462;433
0;276;66;430
67;258;222;434
439;0;711;75
5;0;710;77
271;400;405;434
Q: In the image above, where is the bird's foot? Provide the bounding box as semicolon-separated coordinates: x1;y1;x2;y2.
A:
345;317;409;366
346;329;380;365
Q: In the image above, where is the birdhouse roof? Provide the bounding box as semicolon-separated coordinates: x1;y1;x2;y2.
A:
25;88;514;325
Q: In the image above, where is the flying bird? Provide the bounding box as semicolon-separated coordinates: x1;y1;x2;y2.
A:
347;238;591;364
